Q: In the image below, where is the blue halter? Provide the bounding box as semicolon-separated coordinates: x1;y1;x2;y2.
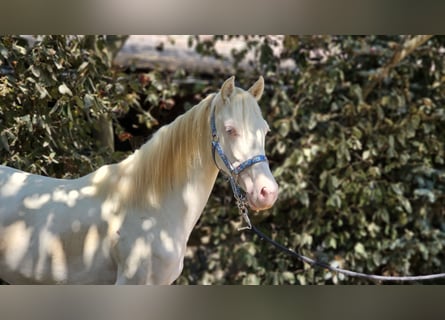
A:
210;105;268;180
210;102;268;229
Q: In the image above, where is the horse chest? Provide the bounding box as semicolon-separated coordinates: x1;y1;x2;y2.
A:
113;214;188;284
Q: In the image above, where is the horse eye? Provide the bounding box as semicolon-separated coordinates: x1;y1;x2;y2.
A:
225;127;238;137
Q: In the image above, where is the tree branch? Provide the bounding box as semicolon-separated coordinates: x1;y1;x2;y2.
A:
363;35;433;100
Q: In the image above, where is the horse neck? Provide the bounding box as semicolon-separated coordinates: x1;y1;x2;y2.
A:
113;94;219;211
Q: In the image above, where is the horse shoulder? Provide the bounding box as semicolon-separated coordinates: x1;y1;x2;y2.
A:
111;207;186;284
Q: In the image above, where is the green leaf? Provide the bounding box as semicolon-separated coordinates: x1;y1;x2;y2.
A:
278;120;290;137
30;65;41;78
0;45;9;59
0;133;10;152
12;43;26;55
35;83;49;99
354;242;367;258
78;61;89;72
327;192;342;209
398;196;412;214
243;274;260;285
391;183;404;196
328;175;341;191
297;191;310;208
281;271;295;284
84;94;95;108
414;188;436;203
58;83;73;96
327;236;337;249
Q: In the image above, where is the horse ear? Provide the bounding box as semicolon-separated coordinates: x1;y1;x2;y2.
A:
248;76;264;101
220;76;235;103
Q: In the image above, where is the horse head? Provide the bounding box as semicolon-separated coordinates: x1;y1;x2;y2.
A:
211;76;279;211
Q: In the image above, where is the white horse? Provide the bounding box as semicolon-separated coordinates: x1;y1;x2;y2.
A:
0;76;278;284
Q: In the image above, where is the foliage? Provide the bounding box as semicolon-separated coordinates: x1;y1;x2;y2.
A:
1;35;444;284
0;35;176;177
177;35;445;284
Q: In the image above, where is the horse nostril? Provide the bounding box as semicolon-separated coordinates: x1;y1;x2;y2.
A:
260;187;268;197
260;185;278;202
260;186;273;199
250;185;278;210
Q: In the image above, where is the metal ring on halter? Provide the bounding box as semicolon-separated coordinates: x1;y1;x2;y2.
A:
237;201;252;231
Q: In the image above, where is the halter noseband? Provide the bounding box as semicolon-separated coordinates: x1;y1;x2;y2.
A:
210;101;268;229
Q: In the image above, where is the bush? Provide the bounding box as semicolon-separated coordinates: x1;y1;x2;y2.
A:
177;35;445;284
0;35;176;176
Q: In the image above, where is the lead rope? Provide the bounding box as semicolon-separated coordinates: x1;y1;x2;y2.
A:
238;208;445;282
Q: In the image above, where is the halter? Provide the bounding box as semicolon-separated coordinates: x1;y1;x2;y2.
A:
210;102;268;229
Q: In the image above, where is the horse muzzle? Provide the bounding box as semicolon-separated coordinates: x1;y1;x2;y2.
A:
240;170;279;211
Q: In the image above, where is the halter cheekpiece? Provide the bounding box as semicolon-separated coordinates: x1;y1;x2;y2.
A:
210;100;268;229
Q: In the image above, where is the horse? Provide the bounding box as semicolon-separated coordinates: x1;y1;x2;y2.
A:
0;76;279;284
